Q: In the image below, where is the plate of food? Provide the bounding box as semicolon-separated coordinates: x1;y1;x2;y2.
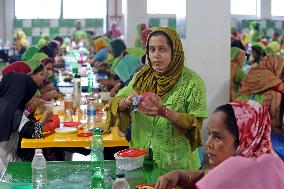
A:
55;127;77;134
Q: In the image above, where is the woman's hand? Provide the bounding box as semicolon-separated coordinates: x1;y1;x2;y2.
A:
118;91;139;111
155;171;180;189
40;111;53;124
40;84;57;95
138;94;164;117
42;90;62;100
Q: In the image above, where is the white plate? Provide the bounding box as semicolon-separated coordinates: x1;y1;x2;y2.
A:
55;127;77;134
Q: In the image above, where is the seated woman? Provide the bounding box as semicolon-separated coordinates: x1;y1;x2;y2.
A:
97;38;141;90
9;31;29;63
107;27;208;171
196;154;284;189
0;64;51;174
230;47;246;101
155;100;279;189
239;54;284;130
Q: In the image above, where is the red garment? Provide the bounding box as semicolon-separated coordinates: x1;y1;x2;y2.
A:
141;29;152;45
2;61;31;76
230;100;273;158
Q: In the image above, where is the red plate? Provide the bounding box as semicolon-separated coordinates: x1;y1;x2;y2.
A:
135;184;155;189
64;122;81;127
77;132;92;137
136;184;176;189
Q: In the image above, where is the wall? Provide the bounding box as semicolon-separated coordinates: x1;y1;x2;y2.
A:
0;0;5;43
124;0;148;47
231;19;284;39
13;19;104;45
186;0;231;145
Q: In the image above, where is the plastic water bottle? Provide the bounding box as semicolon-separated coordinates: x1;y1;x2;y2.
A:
88;70;94;94
91;128;104;186
112;172;130;189
64;93;73;122
87;97;96;130
32;149;47;189
73;74;81;99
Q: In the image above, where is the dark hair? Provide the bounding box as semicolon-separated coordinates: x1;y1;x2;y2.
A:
251;45;266;57
32;64;44;75
41;57;54;65
39;45;55;58
54;36;63;45
214;104;239;148
148;31;173;49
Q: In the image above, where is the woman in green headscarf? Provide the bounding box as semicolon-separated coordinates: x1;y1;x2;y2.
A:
27;53;61;100
106;27;208;171
230;47;246;101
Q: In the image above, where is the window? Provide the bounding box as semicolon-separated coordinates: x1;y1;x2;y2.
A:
271;0;284;16
15;0;61;19
63;0;107;19
147;0;184;14
231;0;258;16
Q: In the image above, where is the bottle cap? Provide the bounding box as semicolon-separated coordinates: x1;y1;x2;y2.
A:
92;128;101;135
74;74;81;78
35;149;43;154
116;172;125;178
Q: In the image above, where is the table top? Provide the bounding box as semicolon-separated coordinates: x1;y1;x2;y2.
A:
1;160;163;189
21;126;128;148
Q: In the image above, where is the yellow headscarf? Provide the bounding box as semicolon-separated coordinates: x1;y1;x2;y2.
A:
133;27;184;97
93;37;108;53
15;31;28;52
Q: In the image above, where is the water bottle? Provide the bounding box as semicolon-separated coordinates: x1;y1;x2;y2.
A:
64;93;73;122
112;172;130;189
32;149;47;189
91;128;104;184
80;97;88;130
87;98;96;130
88;70;94;94
72;60;78;76
93;93;103;127
73;74;81;99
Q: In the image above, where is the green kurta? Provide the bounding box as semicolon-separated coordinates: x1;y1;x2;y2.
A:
117;67;208;171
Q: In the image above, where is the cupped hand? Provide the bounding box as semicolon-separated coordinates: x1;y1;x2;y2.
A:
138;93;163;116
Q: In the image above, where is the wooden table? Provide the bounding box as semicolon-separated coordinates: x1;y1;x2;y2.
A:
21;126;128;148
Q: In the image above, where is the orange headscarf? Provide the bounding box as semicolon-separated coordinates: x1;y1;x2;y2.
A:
239;54;284;128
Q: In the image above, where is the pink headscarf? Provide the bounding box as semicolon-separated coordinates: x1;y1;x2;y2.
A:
230;100;273;158
196;154;284;189
2;61;31;76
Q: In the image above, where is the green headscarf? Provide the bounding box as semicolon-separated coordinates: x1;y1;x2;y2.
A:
231;47;239;61
109;39;126;58
26;53;48;71
21;46;39;61
133;26;184;97
266;41;280;54
37;33;50;49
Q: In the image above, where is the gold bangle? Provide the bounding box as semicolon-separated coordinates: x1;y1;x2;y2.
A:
186;171;193;183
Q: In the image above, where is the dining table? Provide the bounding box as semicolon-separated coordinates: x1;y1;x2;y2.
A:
1;160;164;189
21;126;128;148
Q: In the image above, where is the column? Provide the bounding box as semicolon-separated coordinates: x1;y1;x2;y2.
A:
124;0;147;47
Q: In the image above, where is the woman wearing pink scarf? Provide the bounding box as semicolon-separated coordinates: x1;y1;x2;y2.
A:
155;100;284;189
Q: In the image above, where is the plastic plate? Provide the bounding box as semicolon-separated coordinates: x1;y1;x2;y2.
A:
55;127;77;134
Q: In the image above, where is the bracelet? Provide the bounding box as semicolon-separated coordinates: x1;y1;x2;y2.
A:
159;106;169;118
186;171;193;183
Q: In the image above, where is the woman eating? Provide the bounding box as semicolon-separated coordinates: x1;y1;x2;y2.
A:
155;100;282;189
107;26;208;170
0;63;52;174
